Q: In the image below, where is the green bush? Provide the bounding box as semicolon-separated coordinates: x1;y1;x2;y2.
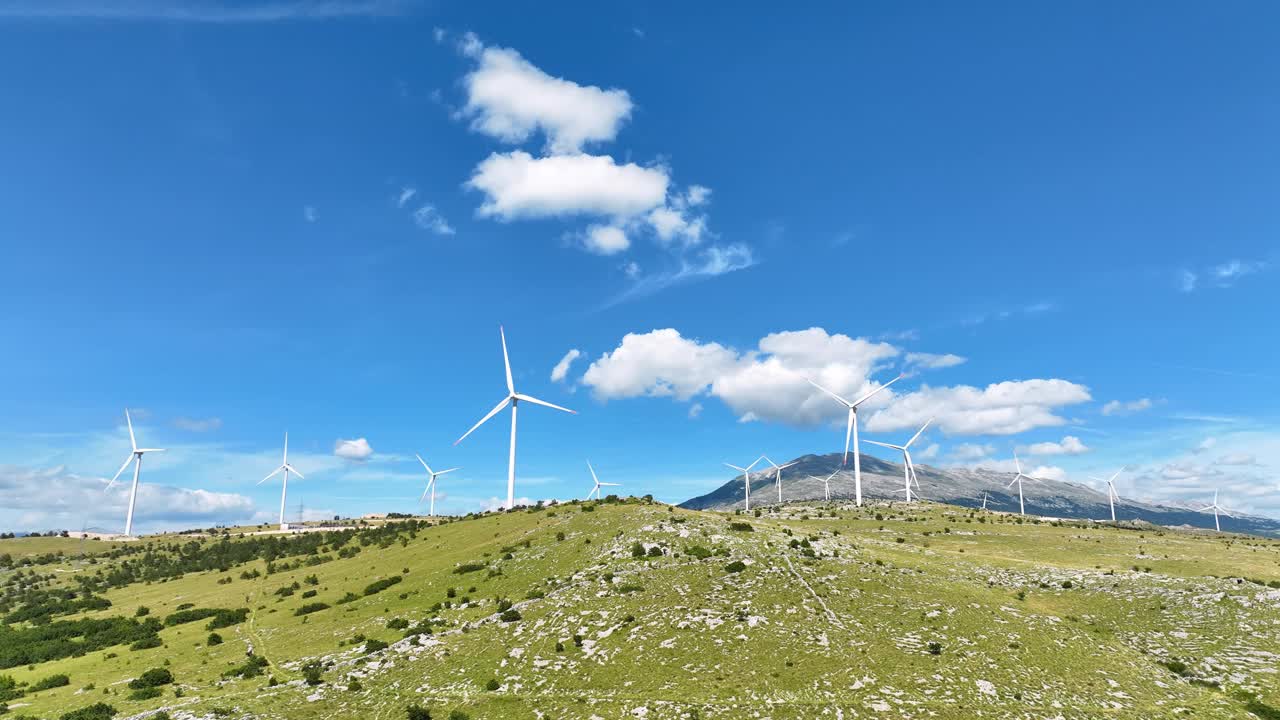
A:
406;704;432;720
60;703;116;720
728;522;753;532
128;686;163;701
127;668;173;690
724;561;747;574
452;563;486;575
365;638;389;653
221;655;268;679
30;673;70;692
362;576;403;597
387;617;409;630
302;661;324;686
207;632;223;646
499;609;522;622
484;678;500;691
129;635;162;651
448;711;471;720
684;545;713;560
294;602;330;616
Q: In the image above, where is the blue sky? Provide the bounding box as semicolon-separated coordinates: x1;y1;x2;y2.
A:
1;1;1277;532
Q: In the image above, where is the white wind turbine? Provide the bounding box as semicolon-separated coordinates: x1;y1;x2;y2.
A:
455;327;576;510
1198;490;1233;533
865;418;933;503
724;457;763;511
762;457;798;504
106;409;166;537
415;454;457;518
260;432;305;531
805;374;903;506
981;491;989;511
1090;470;1123;522
586;460;620;500
809;469;841;501
1005;451;1044;516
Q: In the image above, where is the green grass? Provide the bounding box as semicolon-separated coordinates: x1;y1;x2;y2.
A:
2;500;1279;719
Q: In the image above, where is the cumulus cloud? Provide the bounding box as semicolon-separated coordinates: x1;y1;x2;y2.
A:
951;443;994;462
1019;435;1089;456
918;443;940;461
580;326;1091;436
333;438;374;461
582;225;630;255
459;36;632;154
1218;453;1257;466
550;349;582;383
0;465;255;534
1101;398;1153;416
412;204;455;235
173;416;223;433
467;151;668;221
905;352;966;371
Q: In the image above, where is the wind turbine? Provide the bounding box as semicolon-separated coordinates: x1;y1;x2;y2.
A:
805;373;903;506
1090;470;1123;522
106;409;165;537
260;433;305;531
455;327;576;510
1198;490;1232;532
761;457;799;504
809;469;840;501
415;454;458;518
724;457;763;511
1005;451;1043;516
586;460;620;500
981;491;989;510
865;418;933;503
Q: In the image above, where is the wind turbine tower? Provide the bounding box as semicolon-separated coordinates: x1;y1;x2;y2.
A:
805;374;903;506
106;409;166;537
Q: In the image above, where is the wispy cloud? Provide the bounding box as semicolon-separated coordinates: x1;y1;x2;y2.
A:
173;416;223;433
0;0;414;22
1178;258;1268;293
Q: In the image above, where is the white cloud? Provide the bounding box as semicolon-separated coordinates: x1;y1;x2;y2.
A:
1029;465;1067;482
603;243;755;307
550;349;582;383
1019;435;1088;456
582;224;629;255
1194;437;1217;454
467;151;668;221
622;261;640;278
688;402;704;419
865;379;1092;436
334;438;374;461
581;326;1089;436
0;0;409;22
460;38;632;154
1218;453;1257;466
951;443;994;461
173;416;223;433
396;187;417;208
1101;398;1153;416
918;443;940;461
0;465;255;534
303;205;317;223
1179;258;1267;292
905;352;966;370
412;204;455;235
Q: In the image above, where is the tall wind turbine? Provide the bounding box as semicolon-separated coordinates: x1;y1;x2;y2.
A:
1090;470;1123;522
415;454;458;518
260;433;305;531
1005;451;1043;516
724;457;763;511
805;374;903;506
762;457;798;504
809;469;840;501
455;327;576;510
106;409;165;537
981;491;989;510
586;460;620;500
866;418;933;503
1198;490;1232;532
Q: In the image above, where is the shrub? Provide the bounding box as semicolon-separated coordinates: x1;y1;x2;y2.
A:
207;632;223;646
301;589;317;599
927;642;942;655
134;606;150;617
362;576;403;597
406;704;432;720
448;711;471;720
295;602;330;616
728;522;753;532
452;563;486;575
555;532;565;541
484;678;500;691
387;617;409;630
724;561;747;574
128;686;163;700
335;592;360;604
365;639;389;653
129;635;162;651
1159;658;1191;677
1061;580;1073;589
646;546;662;557
684;545;713;560
206;608;249;630
30;673;71;692
221;655;268;679
60;703;116;720
301;660;324;686
630;542;645;558
128;668;173;690
616;584;644;594
499;609;522;622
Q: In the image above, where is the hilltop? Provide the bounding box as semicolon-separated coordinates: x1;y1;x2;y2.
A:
682;452;1280;538
1;499;1279;719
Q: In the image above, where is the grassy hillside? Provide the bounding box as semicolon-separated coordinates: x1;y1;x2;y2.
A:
2;499;1279;719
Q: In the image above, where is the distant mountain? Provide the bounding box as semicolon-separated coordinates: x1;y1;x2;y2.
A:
681;452;1280;537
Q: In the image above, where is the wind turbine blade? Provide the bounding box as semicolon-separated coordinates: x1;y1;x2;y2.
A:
778;461;798;470
825;469;840;481
513;393;575;414
1013;451;1022;475
600;482;620;486
804;377;853;407
135;448;165;453
420;485;430;503
108;455;134;489
1006;476;1019;489
283;432;289;464
259;466;284;485
587;460;599;485
500;326;514;395
864;440;902;450
853;374;903;408
416;454;433;476
285;464;304;480
436;468;459;476
125;409;137;451
906;417;934;448
455;396;511;445
724;463;748;473
1109;470;1121;483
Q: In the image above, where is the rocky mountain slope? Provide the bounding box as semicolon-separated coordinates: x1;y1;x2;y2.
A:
681;452;1280;537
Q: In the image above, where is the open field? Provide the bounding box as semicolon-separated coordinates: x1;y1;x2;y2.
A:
2;499;1279;719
